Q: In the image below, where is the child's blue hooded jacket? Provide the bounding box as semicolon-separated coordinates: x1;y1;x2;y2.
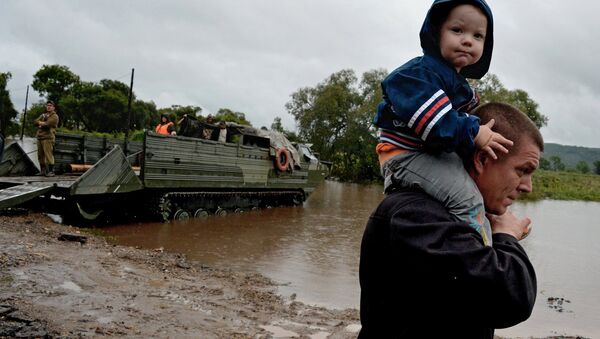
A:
374;0;494;155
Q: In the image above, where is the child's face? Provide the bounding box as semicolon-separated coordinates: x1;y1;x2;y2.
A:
439;4;487;73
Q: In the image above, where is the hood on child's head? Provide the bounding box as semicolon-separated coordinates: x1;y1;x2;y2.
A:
420;0;494;79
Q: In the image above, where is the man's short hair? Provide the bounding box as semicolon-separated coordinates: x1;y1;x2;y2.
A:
472;102;544;153
46;100;54;106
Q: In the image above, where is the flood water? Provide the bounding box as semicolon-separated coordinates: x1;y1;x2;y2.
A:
103;180;600;338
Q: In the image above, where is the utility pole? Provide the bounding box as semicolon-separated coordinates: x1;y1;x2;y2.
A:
124;68;134;155
20;85;29;140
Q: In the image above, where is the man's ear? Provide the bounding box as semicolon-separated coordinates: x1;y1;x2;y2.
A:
472;150;488;175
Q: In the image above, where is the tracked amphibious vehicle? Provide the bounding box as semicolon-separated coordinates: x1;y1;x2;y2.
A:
0;124;328;222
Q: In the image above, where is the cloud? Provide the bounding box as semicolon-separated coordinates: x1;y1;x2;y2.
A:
1;0;599;147
490;0;600;147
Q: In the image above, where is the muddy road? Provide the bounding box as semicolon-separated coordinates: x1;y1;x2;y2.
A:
0;213;360;338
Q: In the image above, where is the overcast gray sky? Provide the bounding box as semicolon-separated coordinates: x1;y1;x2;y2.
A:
2;0;599;147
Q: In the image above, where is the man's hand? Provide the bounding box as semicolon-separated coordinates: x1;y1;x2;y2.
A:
488;209;532;241
474;119;514;160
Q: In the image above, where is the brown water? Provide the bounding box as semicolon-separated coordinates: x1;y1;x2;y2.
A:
103;180;600;337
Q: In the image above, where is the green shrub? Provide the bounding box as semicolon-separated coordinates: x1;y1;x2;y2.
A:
523;170;600;201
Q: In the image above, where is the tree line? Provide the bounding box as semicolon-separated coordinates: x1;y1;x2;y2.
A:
8;64;597;181
539;156;600;175
285;69;551;181
0;65;252;140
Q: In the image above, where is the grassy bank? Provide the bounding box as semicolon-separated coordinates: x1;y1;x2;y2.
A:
524;170;600;201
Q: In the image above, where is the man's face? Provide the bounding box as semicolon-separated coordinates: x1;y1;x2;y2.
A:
439;4;487;73
475;139;540;215
46;103;54;112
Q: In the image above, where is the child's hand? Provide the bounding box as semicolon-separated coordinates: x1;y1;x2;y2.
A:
474;119;513;160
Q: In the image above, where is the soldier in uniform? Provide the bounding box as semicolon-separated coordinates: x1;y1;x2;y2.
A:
34;100;59;176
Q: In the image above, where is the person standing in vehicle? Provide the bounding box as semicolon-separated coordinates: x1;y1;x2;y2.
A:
202;114;215;140
218;121;227;143
34;100;59;176
155;113;176;135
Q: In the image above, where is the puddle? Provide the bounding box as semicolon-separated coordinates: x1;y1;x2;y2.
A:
260;325;299;338
309;331;330;339
46;213;63;224
97;316;112;324
345;323;361;333
59;281;82;292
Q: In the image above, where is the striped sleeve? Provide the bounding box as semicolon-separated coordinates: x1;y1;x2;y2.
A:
407;89;453;141
382;68;479;152
379;129;423;151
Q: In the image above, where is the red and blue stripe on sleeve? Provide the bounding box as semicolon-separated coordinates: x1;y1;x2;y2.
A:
407;89;453;141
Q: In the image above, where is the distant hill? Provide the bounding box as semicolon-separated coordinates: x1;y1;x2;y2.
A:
543;143;600;169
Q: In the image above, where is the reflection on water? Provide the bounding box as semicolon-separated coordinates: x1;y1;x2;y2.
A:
105;181;382;309
497;200;600;338
103;181;600;337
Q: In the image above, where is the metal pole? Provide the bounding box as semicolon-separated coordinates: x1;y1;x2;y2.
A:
124;68;134;154
20;85;29;140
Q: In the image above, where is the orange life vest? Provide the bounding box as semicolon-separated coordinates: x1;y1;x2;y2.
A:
155;121;174;135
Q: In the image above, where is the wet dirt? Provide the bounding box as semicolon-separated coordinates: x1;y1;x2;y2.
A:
0;213;360;338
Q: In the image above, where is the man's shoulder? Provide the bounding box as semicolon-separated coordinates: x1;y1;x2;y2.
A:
374;188;453;221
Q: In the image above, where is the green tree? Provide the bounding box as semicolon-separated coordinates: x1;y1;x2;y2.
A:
59;80;128;133
214;108;252;126
575;161;590;174
58;80;93;130
549;155;565;171
286;69;385;181
472;74;548;129
594;160;600;175
539;157;551;170
0;72;19;136
27;65;163;134
58;79;160;134
286;69;361;161
157;105;201;128
132;100;158;130
333;69;386;181
270;116;284;132
31;64;80;120
270;116;301;143
282;130;300;143
21;102;45;137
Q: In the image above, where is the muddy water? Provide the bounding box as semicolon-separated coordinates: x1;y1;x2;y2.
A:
104;181;600;337
104;181;379;309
